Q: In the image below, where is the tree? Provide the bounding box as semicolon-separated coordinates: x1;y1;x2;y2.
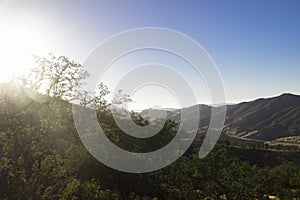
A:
78;82;110;110
21;53;89;101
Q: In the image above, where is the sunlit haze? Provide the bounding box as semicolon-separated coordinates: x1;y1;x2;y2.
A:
0;25;48;82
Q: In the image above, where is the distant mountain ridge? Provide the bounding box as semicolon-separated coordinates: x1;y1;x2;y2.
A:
140;93;300;143
1;82;299;143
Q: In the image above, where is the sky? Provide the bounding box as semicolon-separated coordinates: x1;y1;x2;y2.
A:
0;0;299;109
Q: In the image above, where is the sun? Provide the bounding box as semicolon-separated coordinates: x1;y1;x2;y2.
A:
0;25;47;82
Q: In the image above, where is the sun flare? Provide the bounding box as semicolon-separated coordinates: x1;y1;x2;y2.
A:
0;25;47;82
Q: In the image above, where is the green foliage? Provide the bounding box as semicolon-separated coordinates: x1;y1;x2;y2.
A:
2;89;300;199
1;55;300;199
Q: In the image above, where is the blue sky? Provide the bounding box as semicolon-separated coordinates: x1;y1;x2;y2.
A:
0;0;299;108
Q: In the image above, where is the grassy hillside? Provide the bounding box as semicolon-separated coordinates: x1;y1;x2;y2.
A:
165;93;300;143
225;93;300;141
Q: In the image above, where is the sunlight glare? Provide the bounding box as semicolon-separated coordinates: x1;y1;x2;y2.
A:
0;25;47;82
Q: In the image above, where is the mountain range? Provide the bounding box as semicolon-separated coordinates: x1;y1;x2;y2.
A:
141;93;300;144
1;82;300;144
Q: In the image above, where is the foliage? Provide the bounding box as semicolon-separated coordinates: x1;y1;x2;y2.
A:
1;55;300;200
20;53;89;101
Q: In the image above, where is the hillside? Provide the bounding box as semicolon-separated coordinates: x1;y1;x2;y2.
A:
225;93;300;142
1;82;300;199
146;93;300;144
